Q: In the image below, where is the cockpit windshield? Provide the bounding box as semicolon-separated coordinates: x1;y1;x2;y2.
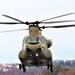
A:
25;36;43;43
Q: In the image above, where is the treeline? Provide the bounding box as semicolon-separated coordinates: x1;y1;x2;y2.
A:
54;60;75;68
0;60;75;75
52;65;75;75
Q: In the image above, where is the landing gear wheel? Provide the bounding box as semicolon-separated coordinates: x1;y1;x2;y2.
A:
22;64;26;73
19;64;21;70
47;63;50;69
23;67;26;73
47;62;53;72
50;62;53;72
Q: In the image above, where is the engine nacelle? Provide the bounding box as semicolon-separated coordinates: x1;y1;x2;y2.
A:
46;39;52;48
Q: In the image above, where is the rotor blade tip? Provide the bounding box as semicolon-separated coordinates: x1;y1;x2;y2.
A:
2;14;5;16
72;12;75;14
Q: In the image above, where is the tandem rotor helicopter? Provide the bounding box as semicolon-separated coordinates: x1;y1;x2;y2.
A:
0;12;75;73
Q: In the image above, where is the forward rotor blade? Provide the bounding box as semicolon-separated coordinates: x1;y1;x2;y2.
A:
2;14;25;23
0;22;21;24
40;24;75;29
0;29;28;33
40;20;75;24
40;12;75;22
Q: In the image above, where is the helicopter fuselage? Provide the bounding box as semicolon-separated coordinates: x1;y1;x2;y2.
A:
19;42;51;66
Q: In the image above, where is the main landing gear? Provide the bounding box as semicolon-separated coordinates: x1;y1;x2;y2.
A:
19;64;26;73
47;62;53;72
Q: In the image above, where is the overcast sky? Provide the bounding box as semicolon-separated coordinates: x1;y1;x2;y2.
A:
0;0;75;63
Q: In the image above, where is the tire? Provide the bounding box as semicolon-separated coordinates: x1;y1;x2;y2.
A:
47;63;49;69
47;62;53;72
22;64;26;73
19;64;21;70
50;62;53;72
23;67;26;73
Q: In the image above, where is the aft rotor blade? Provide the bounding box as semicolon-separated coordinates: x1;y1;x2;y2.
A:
40;20;75;24
2;14;25;23
40;24;75;29
40;12;75;22
0;29;28;33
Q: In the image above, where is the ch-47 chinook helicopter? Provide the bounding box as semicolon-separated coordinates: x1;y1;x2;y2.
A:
0;12;75;73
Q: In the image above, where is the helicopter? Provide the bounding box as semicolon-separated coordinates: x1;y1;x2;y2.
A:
0;12;75;73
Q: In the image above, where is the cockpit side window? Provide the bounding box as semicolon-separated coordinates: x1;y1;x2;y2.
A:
25;37;31;43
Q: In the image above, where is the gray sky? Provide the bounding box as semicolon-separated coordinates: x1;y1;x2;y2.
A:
0;0;75;63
